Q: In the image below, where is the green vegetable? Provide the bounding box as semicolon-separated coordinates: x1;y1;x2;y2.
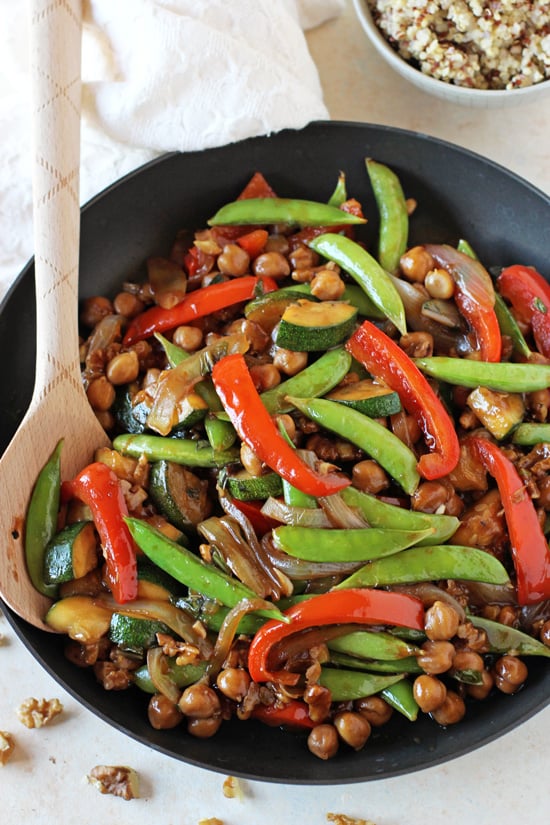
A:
43;521;97;585
493;293;532;359
287;395;420;495
113;433;240;467
207;197;366;227
218;468;284;501
125;517;285;621
137;557;183;600
274;299;358;351
326;378;401;417
109;613;171;654
148;460;210;533
381;678;419;721
327;170;347;207
414;357;550;392
244;285;312;332
134;659;208;694
512;423;550;446
340;486;459;546
342;284;386;318
328;651;422;674
174;595;264;635
260;347;352;415
308;233;407;335
335;544;511;589
112;388;150;434
328;629;419;661
366;158;409;275
154;332;189;366
271;524;433;562
204;413;238;452
319;667;404;701
25;439;63;597
469;615;550;657
466;386;524;439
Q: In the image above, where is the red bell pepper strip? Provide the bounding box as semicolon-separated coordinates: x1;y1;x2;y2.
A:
248;588;425;685
497;264;550;359
251;700;315;729
62;462;138;604
227;497;280;537
123;275;277;345
454;290;502;362
212;353;350;498
236;228;269;258
346;320;460;480
470;437;550;606
237;171;277;200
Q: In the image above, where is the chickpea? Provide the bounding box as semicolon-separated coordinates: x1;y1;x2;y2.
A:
540;620;550;647
187;715;223;738
527;388;550;422
273;413;296;441
113;291;145;319
178;683;221;718
399;331;434;358
249;363;281;392
172;325;203;352
309;269;346;301
272;346;308;376
417;640;455;675
307;724;339;760
253;251;291;279
352;460;390;494
240;442;263;476
413;674;447;713
399;246;435;283
411;481;449;514
265;234;290;256
390;412;422;446
467;669;494;701
537;476;550;510
80;295;114;328
106;350;140;386
354;695;393;727
217;243;250;276
216;668;251;702
334;711;371;751
496;605;519;627
147;693;183;729
289;244;318;270
452;649;485;675
493;655;528;694
86;376;115;411
94;410;115;431
430;690;466;726
424;268;455;300
424;600;461;641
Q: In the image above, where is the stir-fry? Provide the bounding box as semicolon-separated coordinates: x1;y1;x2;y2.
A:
24;160;550;760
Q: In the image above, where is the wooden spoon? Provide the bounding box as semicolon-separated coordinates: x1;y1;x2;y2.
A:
0;0;109;630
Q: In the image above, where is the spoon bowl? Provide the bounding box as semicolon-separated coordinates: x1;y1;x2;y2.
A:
0;0;109;630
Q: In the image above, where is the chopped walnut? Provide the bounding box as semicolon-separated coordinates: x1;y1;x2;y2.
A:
0;731;15;766
198;819;224;825
156;633;202;666
455;621;490;653
16;697;63;728
87;765;140;800
327;815;377;825
222;775;244;800
93;661;134;690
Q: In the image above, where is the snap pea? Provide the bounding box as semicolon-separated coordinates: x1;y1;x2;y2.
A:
415;356;550;391
207;197;366;227
366;158;409;275
329;651;422;674
381;678;419;721
154;332;189;367
328;629;419;661
342;283;385;318
493;292;532;359
512;423;550;446
469;615;550;657
308;233;407;334
126;517;285;621
113;433;240;467
327;170;347;207
174;595;265;636
277;420;317;509
287;396;420;495
318;667;405;701
272;524;433;562
204;414;238;451
340;486;459;546
334;544;510;589
24;439;63;598
260;347;352;415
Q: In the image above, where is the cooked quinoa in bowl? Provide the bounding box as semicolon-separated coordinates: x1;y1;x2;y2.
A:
366;0;550;91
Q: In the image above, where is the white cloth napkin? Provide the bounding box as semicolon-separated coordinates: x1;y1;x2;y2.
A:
0;0;344;298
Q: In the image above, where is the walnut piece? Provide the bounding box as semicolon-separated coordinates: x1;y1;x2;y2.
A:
327;816;377;825
87;765;140;800
198;820;224;825
0;731;15;766
16;697;63;729
222;775;243;800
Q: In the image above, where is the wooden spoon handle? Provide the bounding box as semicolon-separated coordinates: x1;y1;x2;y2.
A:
29;0;83;398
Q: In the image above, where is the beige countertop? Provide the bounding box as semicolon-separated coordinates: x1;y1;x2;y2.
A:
1;2;549;823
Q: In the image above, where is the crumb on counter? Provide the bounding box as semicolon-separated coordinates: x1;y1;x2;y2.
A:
198;819;224;825
16;697;63;729
0;731;15;766
368;0;550;90
87;765;140;800
327;815;377;825
222;775;244;800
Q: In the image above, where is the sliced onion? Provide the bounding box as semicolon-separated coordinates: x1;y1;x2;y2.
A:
319;493;369;529
520;599;550;631
391;583;466;621
456;580;516;609
83;314;124;385
425;244;495;309
260;496;332;528
147;646;181;704
421;299;462;329
205;597;273;680
389;274;460;350
261;534;363;581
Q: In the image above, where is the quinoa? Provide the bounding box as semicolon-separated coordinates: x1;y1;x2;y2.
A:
368;0;550;90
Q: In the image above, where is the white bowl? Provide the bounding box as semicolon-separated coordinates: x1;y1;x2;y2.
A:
352;0;550;108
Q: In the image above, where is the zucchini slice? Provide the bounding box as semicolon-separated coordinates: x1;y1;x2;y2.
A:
45;595;113;643
275;299;358;351
109;613;171;654
43;521;98;584
466;387;524;440
172;391;208;430
326;378;401;417
137;557;182;601
244;285;312;333
218;468;284;501
113;388;150;434
149;460;211;533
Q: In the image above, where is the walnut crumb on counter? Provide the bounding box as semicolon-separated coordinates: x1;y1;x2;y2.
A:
327;815;377;825
16;697;63;728
198;819;224;825
222;775;244;800
87;765;140;800
0;731;15;766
